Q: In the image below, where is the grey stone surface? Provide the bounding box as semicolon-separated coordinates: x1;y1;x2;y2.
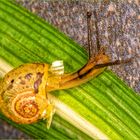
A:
0;0;139;139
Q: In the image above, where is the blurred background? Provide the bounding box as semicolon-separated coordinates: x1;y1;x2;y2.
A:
0;0;140;139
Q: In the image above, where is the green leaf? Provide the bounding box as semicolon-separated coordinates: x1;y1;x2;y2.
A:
0;0;140;139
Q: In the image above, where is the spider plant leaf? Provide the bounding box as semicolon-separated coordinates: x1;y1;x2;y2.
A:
0;0;140;139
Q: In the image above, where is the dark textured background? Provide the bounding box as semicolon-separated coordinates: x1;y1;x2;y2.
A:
0;0;140;139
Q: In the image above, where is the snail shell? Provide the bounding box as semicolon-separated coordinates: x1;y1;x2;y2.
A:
1;90;40;124
0;63;50;124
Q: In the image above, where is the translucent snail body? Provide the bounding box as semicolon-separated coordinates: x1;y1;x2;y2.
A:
0;52;110;125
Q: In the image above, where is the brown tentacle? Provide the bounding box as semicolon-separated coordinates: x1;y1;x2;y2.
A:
87;11;93;57
54;56;132;91
94;57;133;69
58;66;106;90
93;10;100;52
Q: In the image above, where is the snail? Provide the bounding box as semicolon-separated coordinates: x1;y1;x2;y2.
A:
0;11;132;127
